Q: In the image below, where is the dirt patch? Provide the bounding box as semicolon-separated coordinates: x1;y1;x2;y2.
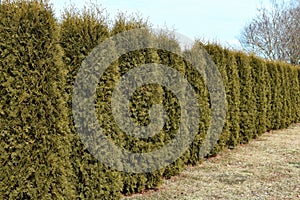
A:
123;123;300;200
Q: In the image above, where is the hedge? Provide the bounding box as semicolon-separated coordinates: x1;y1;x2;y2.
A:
0;1;75;199
1;1;300;199
249;55;268;136
234;52;257;143
60;5;122;199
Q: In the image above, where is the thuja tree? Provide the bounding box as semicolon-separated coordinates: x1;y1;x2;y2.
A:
263;61;272;131
289;67;300;123
267;61;283;129
249;55;267;136
235;52;256;143
277;63;287;128
283;65;293;126
108;14;164;195
182;41;211;165
298;67;300;121
203;43;230;155
60;5;122;199
155;33;188;178
223;49;240;148
0;0;75;199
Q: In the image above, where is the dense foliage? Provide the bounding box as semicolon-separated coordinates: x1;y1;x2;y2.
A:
1;1;299;199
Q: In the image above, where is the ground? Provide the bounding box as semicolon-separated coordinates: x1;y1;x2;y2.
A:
123;123;300;200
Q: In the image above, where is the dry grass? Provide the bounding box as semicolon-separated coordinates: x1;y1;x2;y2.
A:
122;123;300;200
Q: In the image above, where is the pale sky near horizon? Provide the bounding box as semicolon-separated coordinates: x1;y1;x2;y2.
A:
50;0;274;49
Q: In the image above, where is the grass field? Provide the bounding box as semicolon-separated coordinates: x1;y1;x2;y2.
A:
123;123;300;200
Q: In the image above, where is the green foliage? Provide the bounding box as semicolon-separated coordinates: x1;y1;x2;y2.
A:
1;1;300;199
235;52;256;143
282;65;292;127
60;4;110;98
223;49;240;148
183;42;210;165
296;67;300;122
276;64;287;128
60;5;122;199
155;35;187;177
203;43;230;155
110;15;165;195
266;61;280;129
289;67;300;123
0;0;75;199
111;12;149;35
249;55;267;136
264;62;272;130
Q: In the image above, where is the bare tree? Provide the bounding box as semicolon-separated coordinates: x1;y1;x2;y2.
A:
240;0;300;64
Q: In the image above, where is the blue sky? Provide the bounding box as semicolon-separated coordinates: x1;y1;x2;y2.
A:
50;0;273;49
